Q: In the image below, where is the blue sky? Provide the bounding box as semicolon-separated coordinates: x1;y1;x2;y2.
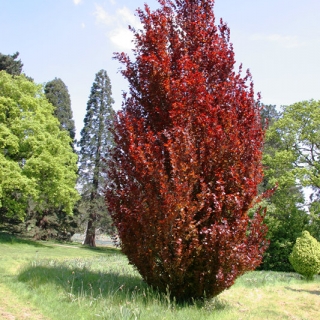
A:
1;0;320;139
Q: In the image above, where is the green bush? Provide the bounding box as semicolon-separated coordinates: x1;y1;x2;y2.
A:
289;231;320;280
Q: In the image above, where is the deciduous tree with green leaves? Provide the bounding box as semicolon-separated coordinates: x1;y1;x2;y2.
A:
21;77;81;240
78;69;115;247
259;104;309;271
0;71;79;226
259;191;309;271
266;100;320;192
265;100;320;241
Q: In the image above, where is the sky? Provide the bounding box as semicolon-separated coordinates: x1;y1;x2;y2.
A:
1;0;320;139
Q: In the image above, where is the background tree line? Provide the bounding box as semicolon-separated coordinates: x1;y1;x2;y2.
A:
0;52;115;244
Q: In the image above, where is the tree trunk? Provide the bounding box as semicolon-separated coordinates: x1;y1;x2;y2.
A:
83;213;96;247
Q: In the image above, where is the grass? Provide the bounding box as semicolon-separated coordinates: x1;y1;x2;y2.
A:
0;232;319;319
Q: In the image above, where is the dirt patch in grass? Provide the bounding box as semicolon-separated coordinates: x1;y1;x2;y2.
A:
0;307;15;320
0;284;48;320
0;306;46;320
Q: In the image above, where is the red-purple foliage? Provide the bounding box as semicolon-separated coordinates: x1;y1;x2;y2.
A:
106;0;269;301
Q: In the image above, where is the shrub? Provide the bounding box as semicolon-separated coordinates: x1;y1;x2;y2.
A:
289;231;320;280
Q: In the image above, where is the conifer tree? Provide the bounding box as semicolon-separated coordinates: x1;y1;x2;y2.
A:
0;52;23;76
44;78;76;143
78;70;115;247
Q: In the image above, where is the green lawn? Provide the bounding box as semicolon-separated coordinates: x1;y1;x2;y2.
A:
0;232;319;320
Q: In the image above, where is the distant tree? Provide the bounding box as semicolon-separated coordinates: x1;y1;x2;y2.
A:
265;100;320;241
308;201;320;241
258;104;309;271
259;190;309;271
78;69;115;247
44;78;76;143
23;202;81;241
0;71;79;226
266;100;320;194
23;77;80;240
260;104;280;129
106;0;271;301
76;196;115;238
258;104;281;194
0;52;23;76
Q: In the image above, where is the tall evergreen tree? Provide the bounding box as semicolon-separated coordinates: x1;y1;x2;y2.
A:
44;78;76;142
78;69;115;247
0;52;23;76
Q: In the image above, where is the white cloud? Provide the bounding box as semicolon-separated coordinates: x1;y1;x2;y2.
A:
117;7;138;26
94;4;142;50
73;0;82;5
109;28;134;49
94;4;115;25
81;22;86;29
250;33;306;48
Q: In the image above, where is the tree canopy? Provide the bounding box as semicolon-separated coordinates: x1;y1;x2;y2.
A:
0;71;79;220
263;100;320;245
265;100;320;192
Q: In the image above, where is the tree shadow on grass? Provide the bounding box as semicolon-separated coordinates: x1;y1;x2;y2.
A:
16;260;225;309
0;232;53;248
17;259;151;304
285;286;320;296
78;244;122;255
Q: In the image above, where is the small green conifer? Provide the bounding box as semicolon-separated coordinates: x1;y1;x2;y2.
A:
289;231;320;280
